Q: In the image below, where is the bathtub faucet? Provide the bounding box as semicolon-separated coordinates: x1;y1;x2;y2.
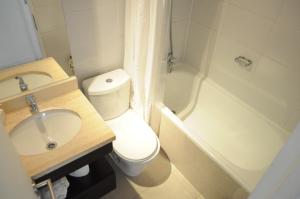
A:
167;52;176;73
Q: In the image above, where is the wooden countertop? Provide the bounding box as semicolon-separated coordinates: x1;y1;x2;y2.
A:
0;57;68;81
4;83;115;179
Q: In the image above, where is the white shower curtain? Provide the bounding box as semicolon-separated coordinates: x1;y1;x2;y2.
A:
124;0;167;122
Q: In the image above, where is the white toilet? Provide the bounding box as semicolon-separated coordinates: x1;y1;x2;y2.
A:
82;69;160;176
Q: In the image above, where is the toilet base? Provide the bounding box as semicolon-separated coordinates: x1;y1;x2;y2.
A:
109;139;160;177
110;152;145;176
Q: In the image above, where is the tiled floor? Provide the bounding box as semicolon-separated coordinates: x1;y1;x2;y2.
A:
101;149;205;199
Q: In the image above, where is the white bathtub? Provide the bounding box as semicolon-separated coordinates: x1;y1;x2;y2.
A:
161;63;288;197
163;63;203;118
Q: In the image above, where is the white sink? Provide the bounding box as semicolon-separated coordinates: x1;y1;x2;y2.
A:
0;72;53;99
10;109;81;155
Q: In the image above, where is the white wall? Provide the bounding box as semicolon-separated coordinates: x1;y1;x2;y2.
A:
176;0;300;132
171;0;222;74
30;0;72;75
0;110;37;199
184;0;222;74
249;124;300;199
62;0;125;83
208;0;300;132
171;0;193;62
0;0;42;69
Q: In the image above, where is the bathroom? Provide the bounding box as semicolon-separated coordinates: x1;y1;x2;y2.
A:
0;0;299;198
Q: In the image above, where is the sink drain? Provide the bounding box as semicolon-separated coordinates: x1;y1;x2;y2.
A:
106;78;113;83
46;141;57;150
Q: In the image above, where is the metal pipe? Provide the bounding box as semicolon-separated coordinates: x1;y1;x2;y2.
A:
169;0;174;58
167;0;176;73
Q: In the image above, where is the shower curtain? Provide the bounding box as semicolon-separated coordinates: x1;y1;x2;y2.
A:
124;0;168;122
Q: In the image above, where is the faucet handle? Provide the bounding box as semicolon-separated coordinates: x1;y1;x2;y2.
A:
15;76;28;91
25;95;35;104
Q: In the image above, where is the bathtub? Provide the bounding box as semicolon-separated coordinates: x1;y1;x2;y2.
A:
160;63;288;199
163;63;203;118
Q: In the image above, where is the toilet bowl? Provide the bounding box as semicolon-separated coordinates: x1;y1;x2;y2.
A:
107;109;160;176
82;69;160;176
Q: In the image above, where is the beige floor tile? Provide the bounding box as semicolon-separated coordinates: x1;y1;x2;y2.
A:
133;165;201;199
171;165;203;198
128;149;172;188
101;149;204;199
101;159;142;199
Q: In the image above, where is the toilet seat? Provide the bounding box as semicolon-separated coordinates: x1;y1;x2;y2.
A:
106;109;159;162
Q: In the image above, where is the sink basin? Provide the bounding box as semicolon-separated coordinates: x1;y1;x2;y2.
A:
10;109;81;155
0;72;53;99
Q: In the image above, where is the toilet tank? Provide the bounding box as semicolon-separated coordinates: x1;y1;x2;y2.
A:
82;69;130;120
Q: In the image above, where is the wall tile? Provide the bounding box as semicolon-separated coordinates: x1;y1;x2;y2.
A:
209;66;288;126
264;27;300;69
64;10;96;52
227;0;284;21
172;21;188;60
277;0;300;31
33;3;66;33
116;0;125;35
41;29;70;55
31;0;60;7
62;0;115;13
211;35;260;82
172;0;193;22
31;0;72;74
191;0;224;30
206;0;300;131
253;57;284;98
50;52;72;74
185;22;212;70
219;3;273;52
253;56;300;104
63;2;124;81
284;109;300;132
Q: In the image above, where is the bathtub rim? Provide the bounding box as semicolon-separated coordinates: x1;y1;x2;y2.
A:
161;106;262;192
163;62;205;120
177;72;204;120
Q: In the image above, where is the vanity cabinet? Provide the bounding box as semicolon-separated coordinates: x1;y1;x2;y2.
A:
34;143;116;199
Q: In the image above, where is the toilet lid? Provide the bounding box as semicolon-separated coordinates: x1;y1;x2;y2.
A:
106;110;158;161
83;69;130;96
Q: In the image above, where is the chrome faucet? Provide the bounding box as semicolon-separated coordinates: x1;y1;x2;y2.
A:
15;76;28;92
25;95;39;113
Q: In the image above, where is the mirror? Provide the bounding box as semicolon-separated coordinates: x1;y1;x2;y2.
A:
28;0;74;76
0;58;70;101
0;72;52;99
0;0;73;101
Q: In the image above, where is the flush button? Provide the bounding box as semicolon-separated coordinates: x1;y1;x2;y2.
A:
106;78;113;83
